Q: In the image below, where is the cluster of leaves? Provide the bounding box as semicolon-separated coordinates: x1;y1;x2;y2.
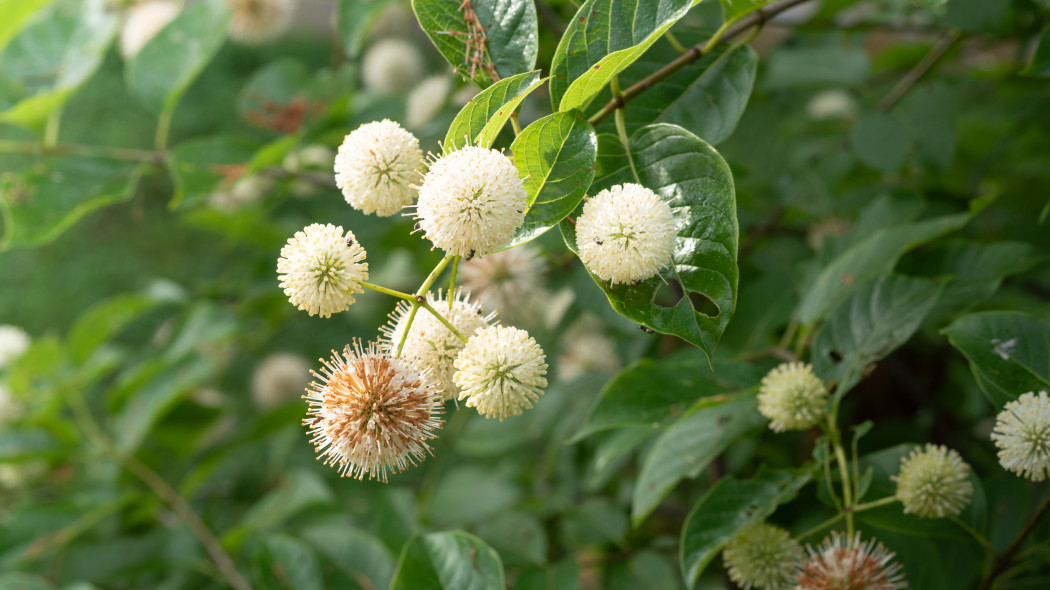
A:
2;0;1050;589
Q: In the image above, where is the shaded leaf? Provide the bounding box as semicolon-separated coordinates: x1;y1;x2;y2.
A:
0;0;55;51
338;0;396;58
167;135;259;209
1023;24;1050;77
851;112;917;173
301;524;396;590
391;531;505;590
259;535;322;590
444;71;543;150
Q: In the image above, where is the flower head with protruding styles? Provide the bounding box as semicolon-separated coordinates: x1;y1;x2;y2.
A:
381;289;496;400
459;245;546;313
226;0;293;45
277;223;368;318
758;362;828;432
335;120;424;217
893;444;973;518
252;353;311;409
362;38;425;94
992;390;1050;482
795;532;906;590
415;147;528;258
304;341;443;481
575;183;676;285
723;522;801;590
454;326;548;421
120;0;180;59
0;325;30;370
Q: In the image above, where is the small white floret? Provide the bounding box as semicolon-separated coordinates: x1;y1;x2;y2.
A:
335;120;424;217
276;223;368;318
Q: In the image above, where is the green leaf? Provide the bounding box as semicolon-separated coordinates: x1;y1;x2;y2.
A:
763;45;869;88
167;135;259;209
259;535;323;590
0;0;117;128
67;294;166;364
719;0;766;22
226;469;334;548
507;111;597;246
943;311;1050;408
851;112;917;173
412;0;538;88
391;531;505;590
561;123;739;359
795;212;970;325
425;466;522;525
301;524;395;590
1023;24;1050;77
813;274;947;396
338;0;396;58
549;0;701;112
443;71;543;150
0;156;142;250
574;355;761;440
0;0;55;51
474;511;547;565
113;357;215;451
633;395;765;523
680;468;811;589
125;0;228;114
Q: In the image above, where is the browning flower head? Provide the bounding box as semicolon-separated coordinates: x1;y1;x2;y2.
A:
453;325;548;421
459;245;547;313
304;341;443;482
991;390;1050;482
723;522;801;589
226;0;293;45
335;120;424;217
893;444;973;518
277;223;368;318
795;532;906;590
758;362;828;432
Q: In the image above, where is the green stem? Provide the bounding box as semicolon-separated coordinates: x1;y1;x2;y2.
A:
447;256;460;310
825;416;855;538
949;515;997;557
797;512;845;541
510;112;522;136
360;281;415;301
396;305;421;358
978;492;1050;590
44;106;63;149
0;139;164;163
852;496;898;512
611;77;640;183
155;106;174;152
700;20;733;55
796;498;896;542
418;255;452;297
420;300;469;343
664;30;687;54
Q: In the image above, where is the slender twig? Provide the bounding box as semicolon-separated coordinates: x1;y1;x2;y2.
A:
877;29;962;112
361;281;415;301
447;255;460;310
978;493;1050;590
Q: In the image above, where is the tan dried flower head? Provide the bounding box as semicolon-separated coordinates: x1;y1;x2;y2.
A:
795;532;906;590
304;341;443;482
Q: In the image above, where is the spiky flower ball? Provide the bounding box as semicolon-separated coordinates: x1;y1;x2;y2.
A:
453;326;548;421
277;223;368;318
362;38;425;94
757;362;828;432
723;522;801;590
120;0;181;59
893;444;973;518
416;147;528;258
381;290;496;400
992;391;1050;482
252;353;311;409
226;0;293;45
459;245;546;313
575;183;676;285
0;325;30;370
304;341;443;481
335;120;424;217
407;75;453;130
796;532;906;590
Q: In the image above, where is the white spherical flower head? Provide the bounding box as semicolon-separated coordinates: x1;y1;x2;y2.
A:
416;147;528;258
277;223;368;318
893;444;973;518
722;522;801;590
459;245;547;313
0;325;31;370
796;532;906;590
757;362;828;432
453;326;548;421
407;75;453;130
362;38;425;94
380;290;496;400
226;0;294;45
252;353;311;409
575;183;676;285
992;390;1050;481
304;341;443;482
335;120;424;217
121;0;181;59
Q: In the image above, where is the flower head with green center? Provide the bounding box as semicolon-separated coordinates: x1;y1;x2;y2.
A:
795;532;906;590
893;443;973;518
991;390;1050;482
453;326;548;421
415;147;528;258
575;183;677;285
723;522;801;589
335;120;424;217
304;341;443;482
381;289;496;400
757;362;828;432
277;223;368;318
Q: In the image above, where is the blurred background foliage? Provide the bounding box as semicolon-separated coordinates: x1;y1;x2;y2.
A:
1;0;1049;588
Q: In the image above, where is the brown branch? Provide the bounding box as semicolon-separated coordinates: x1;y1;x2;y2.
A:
978;493;1050;590
877;29;962;112
588;0;814;125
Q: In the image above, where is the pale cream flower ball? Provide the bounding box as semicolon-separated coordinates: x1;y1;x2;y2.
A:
893;444;973;518
335;120;424;217
757;362;827;432
454;326;548;421
722;522;801;590
276;223;368;318
992;391;1050;481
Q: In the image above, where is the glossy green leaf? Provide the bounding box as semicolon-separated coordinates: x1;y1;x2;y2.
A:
719;0;765;22
574;355;761;440
633;395;765;523
167;135;260;209
338;0;396;58
549;0;701;112
1023;24;1050;77
0;156;142;250
425;466;522;525
507;110;597;246
943;311;1050;408
259;534;323;590
301;524;395;590
680;469;811;589
125;0;228;114
561;123;738;358
391;531;505;590
795;212;970;325
412;0;538;88
0;0;55;51
444;71;542;150
0;0;117;128
813;274;947;397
